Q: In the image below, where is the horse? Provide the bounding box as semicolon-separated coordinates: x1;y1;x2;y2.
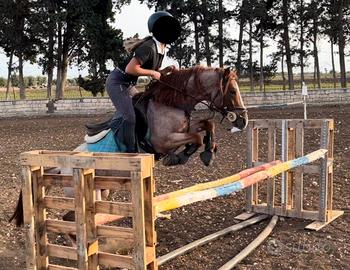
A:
10;65;248;227
85;65;248;166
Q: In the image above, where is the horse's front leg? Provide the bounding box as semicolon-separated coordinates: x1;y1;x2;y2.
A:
200;122;217;166
161;132;203;166
176;120;216;166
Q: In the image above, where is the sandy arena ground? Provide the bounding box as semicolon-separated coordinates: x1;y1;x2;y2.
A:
0;104;349;269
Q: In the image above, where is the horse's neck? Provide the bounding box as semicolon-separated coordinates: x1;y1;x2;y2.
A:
187;71;216;105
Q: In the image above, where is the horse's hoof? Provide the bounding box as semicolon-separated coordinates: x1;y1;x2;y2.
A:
163;154;180;166
200;150;214;166
177;152;190;164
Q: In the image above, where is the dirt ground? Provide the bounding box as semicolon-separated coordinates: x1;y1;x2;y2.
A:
0;104;349;270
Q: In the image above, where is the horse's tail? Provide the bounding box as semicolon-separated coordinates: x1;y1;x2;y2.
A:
9;190;24;227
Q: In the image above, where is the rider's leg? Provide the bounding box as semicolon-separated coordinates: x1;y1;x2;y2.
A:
106;75;137;153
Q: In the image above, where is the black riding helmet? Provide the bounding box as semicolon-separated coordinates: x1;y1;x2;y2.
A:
148;11;181;44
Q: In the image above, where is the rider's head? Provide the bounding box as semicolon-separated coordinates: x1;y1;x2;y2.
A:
148;11;181;44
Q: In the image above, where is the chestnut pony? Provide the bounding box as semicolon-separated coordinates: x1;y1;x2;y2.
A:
141;65;248;166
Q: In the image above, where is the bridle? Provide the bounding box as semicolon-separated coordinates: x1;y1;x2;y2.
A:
156;69;247;122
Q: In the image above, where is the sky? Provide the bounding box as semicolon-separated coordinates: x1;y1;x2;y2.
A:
0;0;348;78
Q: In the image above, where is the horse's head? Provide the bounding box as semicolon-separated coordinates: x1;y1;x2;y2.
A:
210;67;248;131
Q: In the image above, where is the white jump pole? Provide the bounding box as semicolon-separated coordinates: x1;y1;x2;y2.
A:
302;81;308;120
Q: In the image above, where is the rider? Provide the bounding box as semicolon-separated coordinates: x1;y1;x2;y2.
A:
106;11;181;153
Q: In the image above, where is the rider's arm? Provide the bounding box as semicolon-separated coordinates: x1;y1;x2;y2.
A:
126;58;160;80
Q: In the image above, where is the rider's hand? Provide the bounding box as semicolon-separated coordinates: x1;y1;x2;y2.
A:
160;65;176;76
151;71;161;80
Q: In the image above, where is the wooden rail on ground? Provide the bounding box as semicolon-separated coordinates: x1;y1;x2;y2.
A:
21;150;156;270
235;119;344;230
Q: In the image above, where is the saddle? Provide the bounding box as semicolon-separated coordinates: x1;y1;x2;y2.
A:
85;93;157;155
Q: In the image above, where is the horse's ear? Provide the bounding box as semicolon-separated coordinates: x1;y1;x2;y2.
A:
224;67;231;78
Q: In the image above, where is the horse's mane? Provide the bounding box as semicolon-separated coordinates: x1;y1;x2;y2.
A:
146;65;223;108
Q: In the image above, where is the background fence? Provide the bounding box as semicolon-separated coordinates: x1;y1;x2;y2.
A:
1;88;349;118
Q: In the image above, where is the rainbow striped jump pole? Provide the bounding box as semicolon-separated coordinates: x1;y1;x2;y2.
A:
155;160;281;202
155;149;327;213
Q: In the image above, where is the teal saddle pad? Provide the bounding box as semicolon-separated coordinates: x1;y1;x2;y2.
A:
87;130;127;153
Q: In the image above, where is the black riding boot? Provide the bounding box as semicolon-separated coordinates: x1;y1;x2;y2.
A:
123;121;137;153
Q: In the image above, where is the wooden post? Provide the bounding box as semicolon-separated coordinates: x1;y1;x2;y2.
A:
32;167;48;269
281;120;288;215
85;170;98;270
294;121;304;218
74;168;89;270
143;167;157;269
267;121;276;215
327;121;334;220
22;166;37;270
252;128;259;205
287;126;296;209
131;168;157;270
319;120;329;222
246;121;253;212
246;121;258;212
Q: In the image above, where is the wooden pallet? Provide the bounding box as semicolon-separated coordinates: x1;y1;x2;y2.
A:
21;150;156;270
235;119;344;231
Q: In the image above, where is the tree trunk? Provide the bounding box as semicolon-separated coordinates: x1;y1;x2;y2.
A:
281;49;286;91
236;10;244;77
338;1;347;88
260;34;264;92
282;0;294;90
202;0;211;67
299;0;304;87
5;51;14;100
249;20;254;91
331;41;336;88
313;18;321;89
56;19;63;99
218;0;223;67
18;53;26;100
193;18;200;64
57;52;69;98
46;0;55;99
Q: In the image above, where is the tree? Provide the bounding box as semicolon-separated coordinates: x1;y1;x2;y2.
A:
254;0;278;92
282;0;294;90
0;0;39;100
335;0;348;88
82;0;125;78
34;0;58;98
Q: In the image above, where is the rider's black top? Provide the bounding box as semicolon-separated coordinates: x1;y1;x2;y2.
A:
117;38;164;85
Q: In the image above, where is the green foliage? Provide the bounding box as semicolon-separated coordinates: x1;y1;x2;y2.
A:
26;76;36;87
36;76;47;86
0;77;6;87
77;75;105;97
11;74;19;87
